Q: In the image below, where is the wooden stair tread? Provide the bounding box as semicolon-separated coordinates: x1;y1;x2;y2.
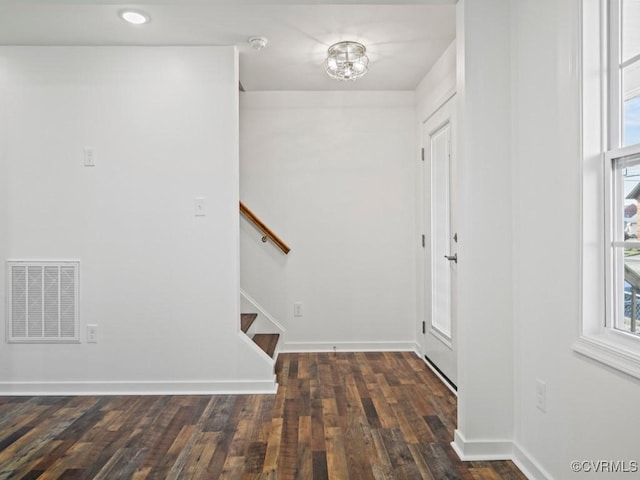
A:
252;333;279;358
241;313;258;333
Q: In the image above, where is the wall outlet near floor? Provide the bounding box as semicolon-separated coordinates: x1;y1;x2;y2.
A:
293;302;303;317
87;324;98;343
536;378;547;412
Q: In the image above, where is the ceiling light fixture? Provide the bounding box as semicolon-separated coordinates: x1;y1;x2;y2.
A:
119;10;150;25
325;41;369;81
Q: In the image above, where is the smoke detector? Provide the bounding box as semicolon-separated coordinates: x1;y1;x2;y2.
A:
249;37;268;51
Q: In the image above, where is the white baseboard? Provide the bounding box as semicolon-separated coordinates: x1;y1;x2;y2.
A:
451;430;513;460
281;341;415;353
512;442;552;480
0;377;278;396
452;430;551;480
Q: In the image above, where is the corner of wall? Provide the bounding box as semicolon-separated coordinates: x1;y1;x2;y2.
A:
451;432;552;480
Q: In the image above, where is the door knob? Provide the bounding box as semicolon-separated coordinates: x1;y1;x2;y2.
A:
444;254;457;263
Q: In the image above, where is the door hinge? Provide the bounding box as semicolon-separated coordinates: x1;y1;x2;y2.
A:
422;321;426;334
422;234;425;248
421;147;425;161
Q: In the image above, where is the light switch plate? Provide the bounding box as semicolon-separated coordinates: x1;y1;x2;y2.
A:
194;197;206;216
87;324;98;343
84;147;96;167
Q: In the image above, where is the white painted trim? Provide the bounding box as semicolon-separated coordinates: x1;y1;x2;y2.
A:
238;327;277;364
452;431;551;480
421;88;456;125
240;289;286;334
576;141;640;380
577;0;640;381
451;430;513;461
572;334;640;379
0;377;278;396
281;341;415;353
429;326;453;349
241;91;416;109
512;442;553;480
609;0;621;147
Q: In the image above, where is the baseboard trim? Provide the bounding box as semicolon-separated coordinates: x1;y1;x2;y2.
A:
281;341;415;353
0;377;278;396
451;430;513;461
512;442;552;480
452;431;550;480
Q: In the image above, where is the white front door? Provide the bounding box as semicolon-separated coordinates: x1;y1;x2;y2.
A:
422;96;457;387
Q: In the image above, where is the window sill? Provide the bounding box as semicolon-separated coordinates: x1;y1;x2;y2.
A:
572;332;640;380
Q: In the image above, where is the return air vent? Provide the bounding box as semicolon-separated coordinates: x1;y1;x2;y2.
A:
7;261;79;343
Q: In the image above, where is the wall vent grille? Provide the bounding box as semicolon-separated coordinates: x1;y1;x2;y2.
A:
7;261;79;343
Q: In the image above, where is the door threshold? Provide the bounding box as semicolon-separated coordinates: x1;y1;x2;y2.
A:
423;355;457;395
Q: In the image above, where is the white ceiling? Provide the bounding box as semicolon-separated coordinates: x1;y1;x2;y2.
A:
0;2;456;91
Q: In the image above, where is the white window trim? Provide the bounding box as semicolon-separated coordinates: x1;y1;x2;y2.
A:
609;0;622;147
574;0;640;380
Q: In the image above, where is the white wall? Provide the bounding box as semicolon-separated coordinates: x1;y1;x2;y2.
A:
416;41;456;124
240;91;417;351
0;46;275;394
0;56;6;341
452;0;515;459
511;1;640;478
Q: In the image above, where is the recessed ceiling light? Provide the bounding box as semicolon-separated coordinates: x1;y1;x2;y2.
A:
119;10;150;25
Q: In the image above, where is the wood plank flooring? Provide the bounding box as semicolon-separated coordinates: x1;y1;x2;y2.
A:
0;352;526;479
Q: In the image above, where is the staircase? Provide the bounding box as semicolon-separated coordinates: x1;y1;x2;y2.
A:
238;202;287;361
241;312;280;359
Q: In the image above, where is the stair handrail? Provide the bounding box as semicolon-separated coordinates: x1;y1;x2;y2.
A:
239;201;291;254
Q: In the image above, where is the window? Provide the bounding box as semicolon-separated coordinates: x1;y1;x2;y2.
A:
607;0;640;337
620;0;640;147
575;0;640;379
609;150;640;337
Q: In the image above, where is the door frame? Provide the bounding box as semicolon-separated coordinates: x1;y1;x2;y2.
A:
419;93;457;390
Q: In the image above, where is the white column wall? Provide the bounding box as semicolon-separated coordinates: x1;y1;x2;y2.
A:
0;46;274;394
453;0;515;457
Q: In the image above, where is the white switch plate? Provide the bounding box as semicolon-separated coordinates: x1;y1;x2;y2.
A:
536;378;547;413
87;324;98;343
294;302;303;317
84;147;96;167
194;197;206;216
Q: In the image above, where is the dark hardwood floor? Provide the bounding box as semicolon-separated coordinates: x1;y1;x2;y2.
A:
0;352;526;479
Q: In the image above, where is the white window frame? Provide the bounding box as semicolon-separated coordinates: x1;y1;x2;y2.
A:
605;146;640;332
574;0;640;379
